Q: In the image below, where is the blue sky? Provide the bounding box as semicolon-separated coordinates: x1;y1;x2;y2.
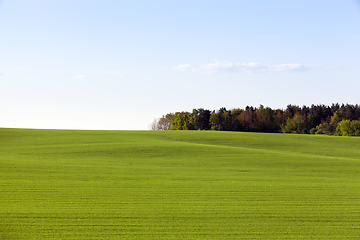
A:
1;0;360;130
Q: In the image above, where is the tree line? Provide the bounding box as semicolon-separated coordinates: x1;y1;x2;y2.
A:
150;103;360;136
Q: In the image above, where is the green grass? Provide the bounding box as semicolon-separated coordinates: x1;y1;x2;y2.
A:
1;128;360;239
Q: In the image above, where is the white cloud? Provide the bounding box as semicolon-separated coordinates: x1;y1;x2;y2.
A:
174;63;190;71
192;61;235;73
72;75;87;80
0;72;4;75
183;61;311;74
232;62;309;73
265;63;308;73
103;71;123;77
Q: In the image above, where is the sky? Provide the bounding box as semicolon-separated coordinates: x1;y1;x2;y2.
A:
1;0;360;130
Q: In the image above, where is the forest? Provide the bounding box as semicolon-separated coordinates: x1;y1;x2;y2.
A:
150;103;360;136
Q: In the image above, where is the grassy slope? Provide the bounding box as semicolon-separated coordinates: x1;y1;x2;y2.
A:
0;128;360;239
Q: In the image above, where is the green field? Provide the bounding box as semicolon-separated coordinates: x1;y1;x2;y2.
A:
1;128;360;239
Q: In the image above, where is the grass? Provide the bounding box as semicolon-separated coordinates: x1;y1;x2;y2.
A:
1;128;360;239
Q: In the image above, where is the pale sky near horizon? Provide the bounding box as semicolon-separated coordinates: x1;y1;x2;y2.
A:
1;0;360;130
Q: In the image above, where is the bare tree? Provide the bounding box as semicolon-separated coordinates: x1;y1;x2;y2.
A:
149;118;158;130
157;117;171;130
149;117;171;130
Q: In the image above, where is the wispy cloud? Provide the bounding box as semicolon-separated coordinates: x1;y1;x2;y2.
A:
0;72;4;76
174;63;190;71
190;61;310;74
174;61;315;74
72;75;87;80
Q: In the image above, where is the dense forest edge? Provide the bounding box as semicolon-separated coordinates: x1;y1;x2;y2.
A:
150;104;360;136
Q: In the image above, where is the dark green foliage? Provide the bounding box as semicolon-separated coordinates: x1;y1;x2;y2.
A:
217;108;232;131
193;108;211;130
209;111;220;130
156;104;360;136
256;105;276;132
